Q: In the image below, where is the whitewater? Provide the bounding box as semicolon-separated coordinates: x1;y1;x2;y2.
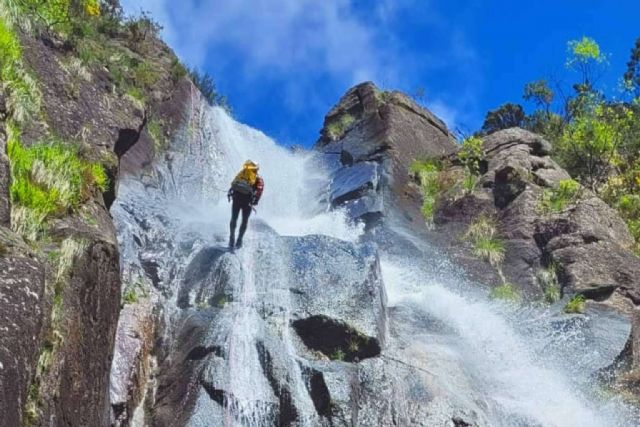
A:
113;97;639;426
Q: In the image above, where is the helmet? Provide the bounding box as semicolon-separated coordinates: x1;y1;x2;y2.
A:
243;160;259;170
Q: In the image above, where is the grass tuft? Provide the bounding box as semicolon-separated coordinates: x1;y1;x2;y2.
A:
465;216;505;266
326;113;355;140
564;294;586;314
490;283;521;302
7;127;108;241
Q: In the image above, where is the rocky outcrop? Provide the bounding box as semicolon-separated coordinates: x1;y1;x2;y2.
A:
434;128;640;307
316;82;457;226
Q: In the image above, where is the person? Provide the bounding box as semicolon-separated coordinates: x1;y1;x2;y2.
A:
227;160;264;249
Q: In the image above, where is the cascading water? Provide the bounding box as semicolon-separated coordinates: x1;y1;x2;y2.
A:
111;91;639;426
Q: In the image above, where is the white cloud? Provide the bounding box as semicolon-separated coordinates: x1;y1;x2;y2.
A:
122;0;395;85
120;0;482;135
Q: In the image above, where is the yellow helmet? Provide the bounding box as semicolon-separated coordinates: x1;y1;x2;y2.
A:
243;160;259;170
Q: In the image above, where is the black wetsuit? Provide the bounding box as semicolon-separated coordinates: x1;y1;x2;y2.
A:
229;192;253;247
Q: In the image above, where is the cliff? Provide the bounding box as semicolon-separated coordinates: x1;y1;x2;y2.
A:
0;3;193;425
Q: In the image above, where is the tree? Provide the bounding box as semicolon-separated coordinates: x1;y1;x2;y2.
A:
624;37;640;99
523;79;554;115
555;105;632;190
480;103;526;135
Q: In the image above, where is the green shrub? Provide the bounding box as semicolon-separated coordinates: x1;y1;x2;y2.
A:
458;136;484;175
540;179;581;213
132;61;159;89
122;288;138;305
490;283;521;302
564;294;586;314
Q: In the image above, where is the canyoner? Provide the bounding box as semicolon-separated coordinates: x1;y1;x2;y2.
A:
227;160;264;250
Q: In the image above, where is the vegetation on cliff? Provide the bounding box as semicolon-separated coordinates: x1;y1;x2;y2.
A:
481;35;640;254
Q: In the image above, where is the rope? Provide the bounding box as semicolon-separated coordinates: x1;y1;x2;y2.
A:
381;354;436;377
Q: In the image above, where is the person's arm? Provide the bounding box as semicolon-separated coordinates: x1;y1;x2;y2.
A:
252;177;264;205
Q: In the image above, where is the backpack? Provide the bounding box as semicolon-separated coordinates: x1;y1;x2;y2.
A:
231;161;258;195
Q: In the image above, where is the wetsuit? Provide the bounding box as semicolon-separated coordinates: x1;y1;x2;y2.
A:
229;176;264;248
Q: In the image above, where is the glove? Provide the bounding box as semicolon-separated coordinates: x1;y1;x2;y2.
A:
251;196;259;206
227;189;233;202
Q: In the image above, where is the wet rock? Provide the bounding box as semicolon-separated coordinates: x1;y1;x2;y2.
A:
285;235;387;347
329;161;379;206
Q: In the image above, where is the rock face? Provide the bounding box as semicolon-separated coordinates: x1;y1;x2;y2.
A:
434;128;640;307
0;227;46;427
0;11;193;426
316;82;457;226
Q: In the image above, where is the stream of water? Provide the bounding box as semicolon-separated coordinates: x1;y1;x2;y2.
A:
114;98;639;426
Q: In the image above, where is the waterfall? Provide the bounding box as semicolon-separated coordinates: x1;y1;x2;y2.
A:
111;95;639;426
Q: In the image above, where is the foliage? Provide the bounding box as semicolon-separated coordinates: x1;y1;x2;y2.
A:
410;159;442;222
564;294;586;314
147;118;168;153
566;36;607;88
555;106;633;189
465;216;505;267
0;17;41;124
326;113;355;140
539;179;581;213
490;283;521;302
458;136;484;176
523;79;554;112
170;57;187;83
330;349;345;361
537;263;561;303
480;103;526;135
189;67;229;108
624;37;640;98
7;127;108;240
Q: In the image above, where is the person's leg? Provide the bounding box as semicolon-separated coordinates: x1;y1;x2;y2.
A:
229;199;241;247
236;203;253;248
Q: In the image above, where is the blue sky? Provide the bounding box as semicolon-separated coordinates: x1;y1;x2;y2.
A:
121;0;640;147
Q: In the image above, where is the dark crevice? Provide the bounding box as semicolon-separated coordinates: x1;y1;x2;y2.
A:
256;341;299;426
332;186;374;207
201;382;225;406
452;416;473;427
301;366;332;418
581;286;617;302
185;345;222;361
114;128;143;159
103;162;118;210
292;315;381;362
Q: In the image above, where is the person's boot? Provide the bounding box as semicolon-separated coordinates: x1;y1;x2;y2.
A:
228;235;235;250
235;236;243;249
